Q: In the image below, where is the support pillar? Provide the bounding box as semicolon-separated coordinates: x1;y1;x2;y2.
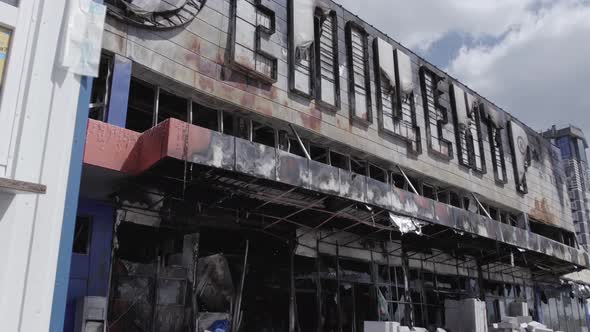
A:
106;55;132;127
401;246;414;327
476;259;486;301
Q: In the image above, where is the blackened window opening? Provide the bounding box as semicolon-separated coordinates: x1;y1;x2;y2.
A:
126;78;155;132
192;103;220;131
72;216;92;255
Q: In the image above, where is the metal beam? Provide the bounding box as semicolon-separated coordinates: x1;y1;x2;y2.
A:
397;166;419;195
471;192;492;219
290;124;311;160
297;203;356;239
263;196;328;230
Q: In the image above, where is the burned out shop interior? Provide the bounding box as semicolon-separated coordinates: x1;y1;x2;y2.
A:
63;52;590;332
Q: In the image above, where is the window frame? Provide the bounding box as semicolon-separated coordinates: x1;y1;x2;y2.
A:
0;0;37;175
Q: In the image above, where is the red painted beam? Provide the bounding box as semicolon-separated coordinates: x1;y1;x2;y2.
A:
83;118;196;174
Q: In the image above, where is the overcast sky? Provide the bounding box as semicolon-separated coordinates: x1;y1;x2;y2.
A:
334;0;590;142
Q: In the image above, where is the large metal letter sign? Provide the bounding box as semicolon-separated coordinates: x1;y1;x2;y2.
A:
483;105;508;184
451;84;486;173
289;0;315;97
313;9;340;110
346;22;372;125
508;120;531;193
420;66;453;159
374;37;421;154
230;0;278;82
289;0;340;109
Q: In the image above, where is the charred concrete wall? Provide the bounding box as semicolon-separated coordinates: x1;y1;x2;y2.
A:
101;0;573;232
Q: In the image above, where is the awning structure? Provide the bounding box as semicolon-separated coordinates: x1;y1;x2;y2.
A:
83;118;590;278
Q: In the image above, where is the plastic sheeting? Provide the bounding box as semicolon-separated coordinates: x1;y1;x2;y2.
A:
196;254;235;312
377;38;395;87
293;0;329;58
293;0;315;58
388;212;423;235
123;0;187;14
61;0;106;77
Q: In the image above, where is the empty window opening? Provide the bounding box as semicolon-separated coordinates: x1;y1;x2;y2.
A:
192;103;220;131
89;55;112;121
288;137;309;158
407;176;421;195
437;190;450;204
157;89;187;123
330;150;351;171
126;78;155;132
391;173;406;190
450;192;461;208
530;219;569;245
277;130;291;151
351;157;367;176
72;216;92;255
310;144;329;163
223;112;250;140
508;214;518;227
369;164;388;183
252;121;276;148
463;197;471;211
422;183;436;200
478;203;489;217
489;207;500;221
500;212;509;225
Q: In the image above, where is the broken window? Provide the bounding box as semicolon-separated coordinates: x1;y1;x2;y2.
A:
252;121;276;148
346;22;372;125
500;212;509;225
450;191;461;208
89;55;112;121
420;66;453;159
369;164;388;183
408;175;421;195
451;84;486;173
478;202;489;217
351;157;368;176
489;206;500;222
508;214;518;227
191;103;220;131
126;78;156;132
157;89;187;123
223;112;250;140
374;38;421;154
72;216;91;254
230;0;277;82
310;144;329;163
422;183;436;200
289;137;310;158
330;150;351;171
463;197;471;211
437;190;450;204
530;220;571;245
391;173;406;190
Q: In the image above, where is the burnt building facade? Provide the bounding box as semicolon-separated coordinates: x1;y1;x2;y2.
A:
64;0;590;331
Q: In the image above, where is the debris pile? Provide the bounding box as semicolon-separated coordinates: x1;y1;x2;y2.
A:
490;316;556;332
